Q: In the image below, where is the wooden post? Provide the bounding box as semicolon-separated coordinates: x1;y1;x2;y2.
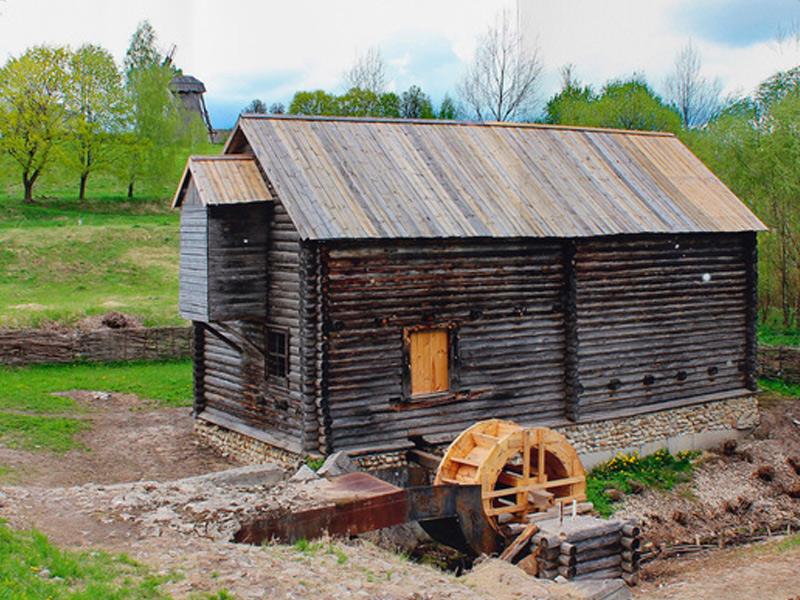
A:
744;232;758;391
192;322;206;416
563;240;581;421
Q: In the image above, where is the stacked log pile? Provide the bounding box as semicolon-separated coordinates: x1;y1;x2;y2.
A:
531;514;641;585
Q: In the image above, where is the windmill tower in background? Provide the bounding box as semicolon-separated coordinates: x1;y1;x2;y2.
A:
165;45;216;142
170;74;214;141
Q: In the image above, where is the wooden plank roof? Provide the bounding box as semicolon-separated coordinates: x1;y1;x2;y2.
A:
172;155;272;208
217;115;766;240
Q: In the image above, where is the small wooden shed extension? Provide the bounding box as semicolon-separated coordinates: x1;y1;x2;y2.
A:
174;115;766;459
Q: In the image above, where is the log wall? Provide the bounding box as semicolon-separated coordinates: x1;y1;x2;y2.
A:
320;233;756;454
322;239;568;454
574;234;751;421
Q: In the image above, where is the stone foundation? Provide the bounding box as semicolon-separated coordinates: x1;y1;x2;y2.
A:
195;395;759;474
558;395;759;469
194;418;301;467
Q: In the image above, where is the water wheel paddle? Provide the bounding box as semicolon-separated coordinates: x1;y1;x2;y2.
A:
434;420;586;531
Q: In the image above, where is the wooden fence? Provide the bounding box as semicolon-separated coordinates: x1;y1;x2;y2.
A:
0;326;192;366
758;344;800;384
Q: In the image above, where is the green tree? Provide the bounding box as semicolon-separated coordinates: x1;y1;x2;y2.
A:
242;98;268;114
0;45;70;203
338;88;400;118
121;20;182;198
592;78;682;132
544;74;681;133
64;44;126;200
543;67;594;125
289;90;338;115
400;85;434;119
437;94;459;120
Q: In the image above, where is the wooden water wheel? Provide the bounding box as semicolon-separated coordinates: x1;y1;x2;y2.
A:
434;420;586;531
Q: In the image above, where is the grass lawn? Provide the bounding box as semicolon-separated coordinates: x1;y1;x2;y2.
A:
0;360;192;453
0;142;221;328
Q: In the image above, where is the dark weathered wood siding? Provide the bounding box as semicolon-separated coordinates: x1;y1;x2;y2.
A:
573;233;750;420
321;239;567;454
206;203;269;321
195;200;313;454
317;233;755;454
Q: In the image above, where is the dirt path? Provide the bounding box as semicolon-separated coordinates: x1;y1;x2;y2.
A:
634;541;800;600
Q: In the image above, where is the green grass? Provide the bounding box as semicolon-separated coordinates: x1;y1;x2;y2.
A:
0;519;175;599
0;413;90;454
586;448;698;517
0;360;193;412
0;142;222;328
758;377;800;399
0;360;192;453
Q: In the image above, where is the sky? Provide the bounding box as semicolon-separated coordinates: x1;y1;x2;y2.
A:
1;0;799;129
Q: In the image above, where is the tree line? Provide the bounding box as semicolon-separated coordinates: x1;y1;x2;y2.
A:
0;21;206;203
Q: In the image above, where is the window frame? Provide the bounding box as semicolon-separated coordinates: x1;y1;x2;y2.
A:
402;322;459;401
264;325;289;386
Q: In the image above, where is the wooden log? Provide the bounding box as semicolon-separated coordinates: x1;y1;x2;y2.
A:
499;521;539;562
560;543;577;557
557;564;576;579
538;533;565;549
621;571;639;586
621;536;641;551
574;567;623;581
622;524;641;538
537;557;558;569
558;553;576;567
570;533;622;554
620;560;638;573
574;554;622;576
564;520;623;543
538;567;559;580
620;550;641;563
577;544;622;562
540;546;561;561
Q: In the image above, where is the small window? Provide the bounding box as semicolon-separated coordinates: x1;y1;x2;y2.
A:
265;326;288;380
407;327;450;396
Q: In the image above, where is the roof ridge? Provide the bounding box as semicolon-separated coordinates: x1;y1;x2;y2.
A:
238;114;676;138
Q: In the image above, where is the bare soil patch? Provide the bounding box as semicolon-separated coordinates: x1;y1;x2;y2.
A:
0;390;235;487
